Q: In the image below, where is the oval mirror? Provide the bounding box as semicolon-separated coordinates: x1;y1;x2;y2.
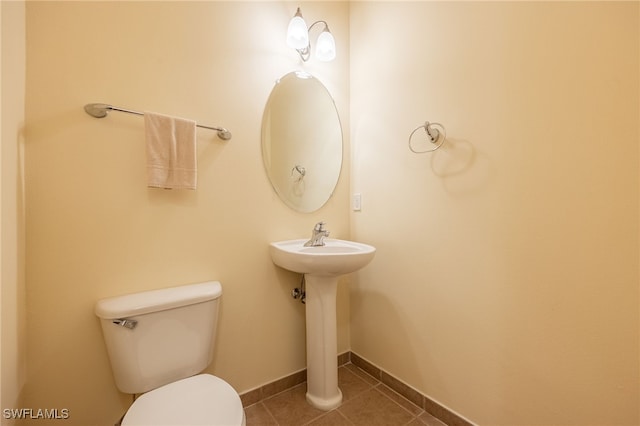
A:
261;71;343;213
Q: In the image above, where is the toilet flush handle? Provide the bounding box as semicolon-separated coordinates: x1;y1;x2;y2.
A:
112;318;138;330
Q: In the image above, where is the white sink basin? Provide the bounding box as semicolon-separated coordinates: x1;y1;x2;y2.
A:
269;238;376;277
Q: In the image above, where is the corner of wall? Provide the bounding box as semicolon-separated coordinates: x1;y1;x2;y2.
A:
1;0;27;419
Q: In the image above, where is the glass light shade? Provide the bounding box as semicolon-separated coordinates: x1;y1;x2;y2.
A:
315;30;336;62
287;15;309;50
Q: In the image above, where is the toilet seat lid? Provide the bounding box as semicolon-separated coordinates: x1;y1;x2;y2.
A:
122;374;244;426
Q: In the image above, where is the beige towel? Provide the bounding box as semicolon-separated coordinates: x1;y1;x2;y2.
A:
144;111;197;190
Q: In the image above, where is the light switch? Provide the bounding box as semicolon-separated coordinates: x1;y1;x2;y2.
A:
353;193;362;211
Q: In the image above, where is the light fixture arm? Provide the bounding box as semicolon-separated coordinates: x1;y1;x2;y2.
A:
297;20;330;62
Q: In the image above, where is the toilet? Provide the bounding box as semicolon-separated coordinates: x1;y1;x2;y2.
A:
95;281;246;426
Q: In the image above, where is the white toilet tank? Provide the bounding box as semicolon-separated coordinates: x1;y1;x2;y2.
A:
95;281;222;394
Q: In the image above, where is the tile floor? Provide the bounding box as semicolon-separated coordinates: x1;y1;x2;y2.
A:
244;364;448;426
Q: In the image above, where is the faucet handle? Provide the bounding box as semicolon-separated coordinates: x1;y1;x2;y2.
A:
304;222;329;247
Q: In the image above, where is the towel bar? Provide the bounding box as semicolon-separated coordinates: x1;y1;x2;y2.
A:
84;103;232;141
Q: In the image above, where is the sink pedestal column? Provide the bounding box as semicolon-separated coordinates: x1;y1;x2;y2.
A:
304;274;342;411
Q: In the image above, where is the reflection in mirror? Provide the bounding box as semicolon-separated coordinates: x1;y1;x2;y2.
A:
261;71;342;213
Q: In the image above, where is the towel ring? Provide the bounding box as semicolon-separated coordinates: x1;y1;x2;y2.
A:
409;121;446;153
291;165;306;182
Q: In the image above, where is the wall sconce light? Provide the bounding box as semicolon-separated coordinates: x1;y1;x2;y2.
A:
286;7;336;62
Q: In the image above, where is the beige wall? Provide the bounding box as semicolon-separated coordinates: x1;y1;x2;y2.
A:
15;2;640;425
23;2;349;425
1;0;27;422
350;2;639;425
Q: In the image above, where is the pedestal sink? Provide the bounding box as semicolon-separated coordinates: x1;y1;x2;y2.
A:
269;238;376;410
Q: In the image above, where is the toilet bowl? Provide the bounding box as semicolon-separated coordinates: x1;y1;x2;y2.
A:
95;281;245;426
122;374;245;426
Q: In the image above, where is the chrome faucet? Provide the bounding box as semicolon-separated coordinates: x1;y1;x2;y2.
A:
304;222;330;247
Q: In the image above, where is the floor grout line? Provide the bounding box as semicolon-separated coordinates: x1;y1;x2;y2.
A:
372;384;426;425
260;401;280;426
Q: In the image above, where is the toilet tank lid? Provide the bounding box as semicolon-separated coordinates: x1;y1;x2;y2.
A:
95;281;222;319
